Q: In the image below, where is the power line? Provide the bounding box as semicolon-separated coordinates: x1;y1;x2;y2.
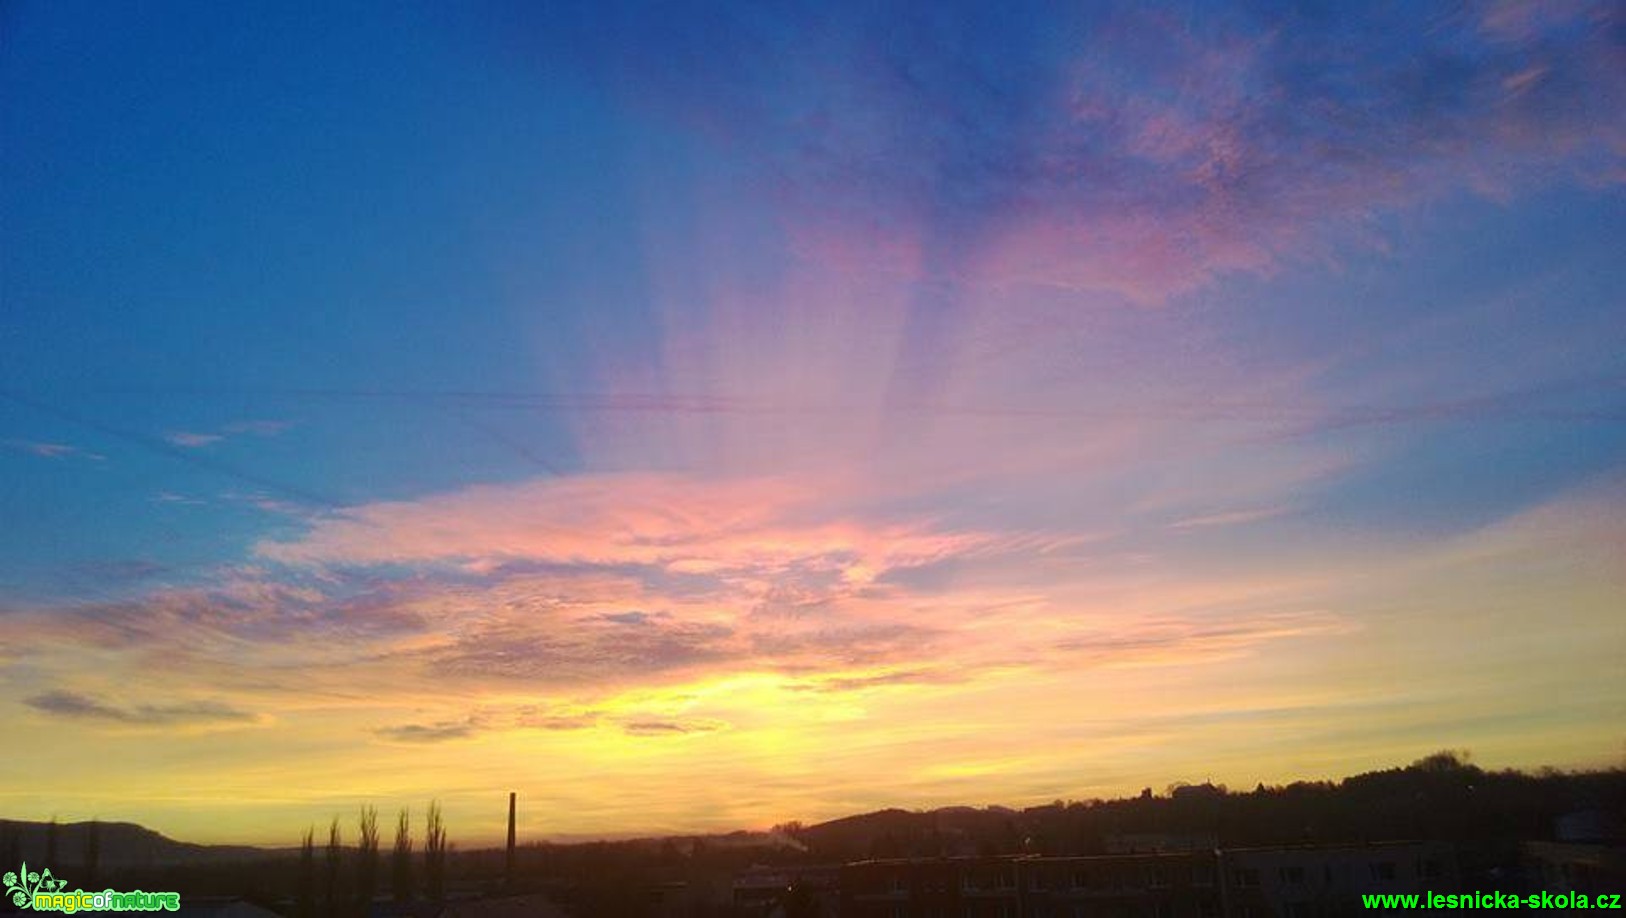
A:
14;376;1623;425
0;390;344;512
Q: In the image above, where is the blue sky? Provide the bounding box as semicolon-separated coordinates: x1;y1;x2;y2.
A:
1;0;1623;843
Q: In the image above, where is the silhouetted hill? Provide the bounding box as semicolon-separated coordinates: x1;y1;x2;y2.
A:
794;805;1036;860
0;820;273;870
788;753;1626;860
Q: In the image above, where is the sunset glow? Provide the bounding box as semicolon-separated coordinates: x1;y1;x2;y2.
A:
2;1;1623;847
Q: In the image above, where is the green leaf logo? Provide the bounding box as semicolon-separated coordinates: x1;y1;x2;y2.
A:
4;861;33;909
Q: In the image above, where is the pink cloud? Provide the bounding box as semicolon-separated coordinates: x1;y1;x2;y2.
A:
166;431;224;448
256;473;993;581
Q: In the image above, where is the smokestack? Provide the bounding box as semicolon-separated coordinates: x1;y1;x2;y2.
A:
505;792;517;888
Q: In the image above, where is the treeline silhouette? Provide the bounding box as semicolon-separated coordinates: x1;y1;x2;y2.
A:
789;752;1625;861
290;802;450;918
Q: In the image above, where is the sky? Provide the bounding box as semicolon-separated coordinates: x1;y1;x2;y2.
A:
1;0;1623;846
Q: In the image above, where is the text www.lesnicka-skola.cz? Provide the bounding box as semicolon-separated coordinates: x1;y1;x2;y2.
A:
1362;890;1622;909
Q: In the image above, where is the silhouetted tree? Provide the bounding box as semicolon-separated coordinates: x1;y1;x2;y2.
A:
1414;749;1473;773
44;817;58;867
323;817;342;918
391;809;413;902
423;801;446;902
297;826;315;918
355;806;379;916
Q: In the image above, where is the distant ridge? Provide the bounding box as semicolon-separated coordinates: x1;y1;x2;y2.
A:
784;754;1626;861
0;820;274;869
793;805;1027;859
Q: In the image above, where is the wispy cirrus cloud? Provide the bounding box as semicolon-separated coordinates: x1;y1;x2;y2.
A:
1052;610;1355;669
1168;506;1293;532
3;439;105;461
622;719;727;737
374;718;481;744
424;612;737;687
370;708;729;743
166;432;224;448
512;705;601;732
549;1;1624;305
785;668;963;694
222;420;292;436
165;420;289;449
24;689;258;727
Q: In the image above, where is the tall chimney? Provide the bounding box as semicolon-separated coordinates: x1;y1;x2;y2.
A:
505;792;517;888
